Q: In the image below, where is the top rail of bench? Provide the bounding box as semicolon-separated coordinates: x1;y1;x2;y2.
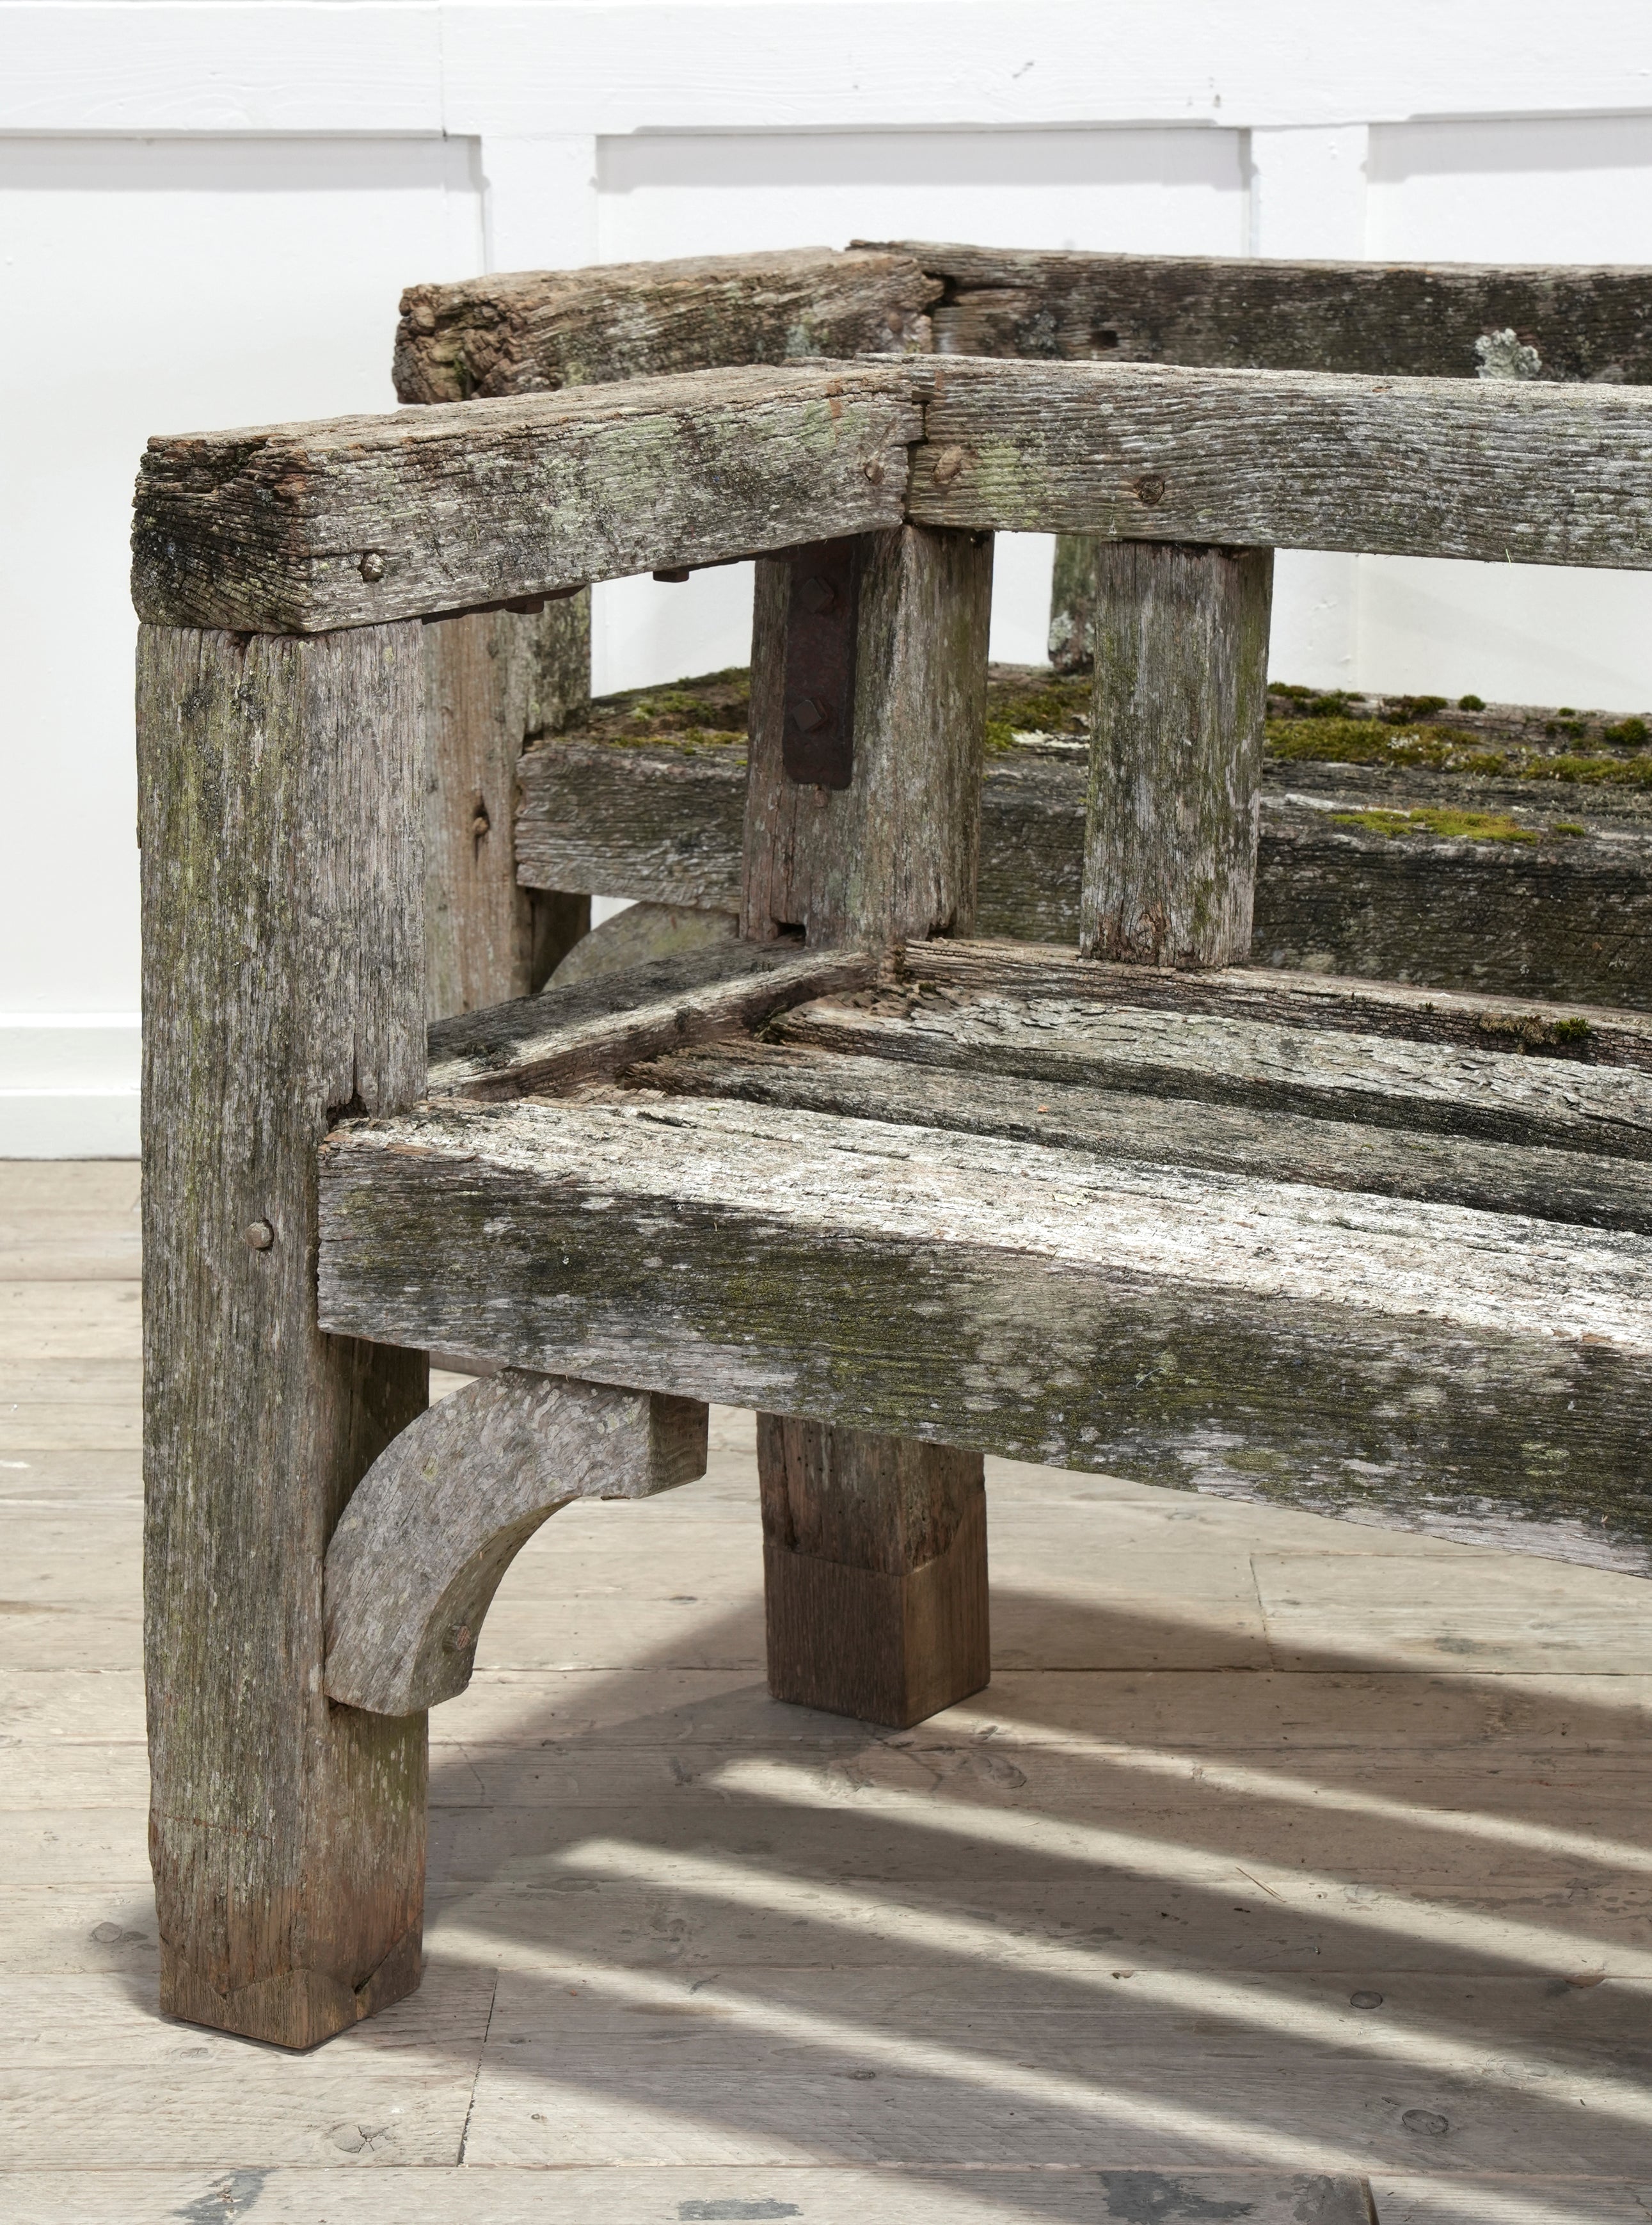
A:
392;241;1652;403
133;356;1652;634
393;245;939;404
862;239;1652;385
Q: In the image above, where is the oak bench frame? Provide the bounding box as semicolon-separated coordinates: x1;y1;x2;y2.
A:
136;351;1652;2049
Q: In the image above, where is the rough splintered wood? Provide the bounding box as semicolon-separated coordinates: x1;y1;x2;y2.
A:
394;246;941;404
637;1037;1652;1236
317;1088;1652;1568
907;358;1652;568
902;938;1652;1070
512;724;1652;1013
742;527;993;945
424;597;591;1019
759;1414;989;1727
770;991;1652;1159
425;942;876;1100
324;1371;707;1715
865;237;1652;383
1084;541;1272;965
132;363;921;634
138;623;429;2051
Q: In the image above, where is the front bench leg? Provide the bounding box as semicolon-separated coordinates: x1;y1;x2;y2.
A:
139;621;429;2050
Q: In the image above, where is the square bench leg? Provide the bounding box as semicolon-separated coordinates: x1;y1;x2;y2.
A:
743;523;996;1727
759;1417;989;1729
139;621;429;2050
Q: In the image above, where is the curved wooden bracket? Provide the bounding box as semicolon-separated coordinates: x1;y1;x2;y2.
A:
324;1370;708;1715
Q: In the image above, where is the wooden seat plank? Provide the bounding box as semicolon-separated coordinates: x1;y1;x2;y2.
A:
317;1078;1652;1575
631;1037;1652;1236
770;988;1652;1159
426;941;874;1101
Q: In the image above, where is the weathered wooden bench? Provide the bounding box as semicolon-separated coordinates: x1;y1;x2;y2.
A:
136;349;1652;2050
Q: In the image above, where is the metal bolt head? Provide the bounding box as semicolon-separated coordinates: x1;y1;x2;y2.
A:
1134;474;1167;507
790;697;827;734
245;1220;274;1251
358;550;386;582
799;575;838;615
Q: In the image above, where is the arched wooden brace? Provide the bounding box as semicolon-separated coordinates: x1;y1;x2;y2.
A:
324;1369;708;1716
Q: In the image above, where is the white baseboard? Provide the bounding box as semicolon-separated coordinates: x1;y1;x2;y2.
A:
0;1017;141;1158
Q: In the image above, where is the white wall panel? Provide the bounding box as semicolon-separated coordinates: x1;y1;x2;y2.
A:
1351;116;1652;712
0;134;482;1158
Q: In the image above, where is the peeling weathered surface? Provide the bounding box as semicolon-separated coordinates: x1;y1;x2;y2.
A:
639;1037;1652;1236
395;247;939;404
324;1370;707;1715
132;363;921;633
426;941;876;1100
139;622;429;2050
772;990;1652;1158
908;358;1652;568
902;939;1652;1071
870;237;1652;385
1084;541;1272;964
424;597;591;1018
318;1089;1652;1570
742;526;993;946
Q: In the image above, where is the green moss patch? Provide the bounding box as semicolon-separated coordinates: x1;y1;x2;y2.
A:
1330;806;1539;844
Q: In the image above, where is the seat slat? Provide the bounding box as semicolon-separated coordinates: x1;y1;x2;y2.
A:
319;1082;1652;1575
631;1037;1652;1236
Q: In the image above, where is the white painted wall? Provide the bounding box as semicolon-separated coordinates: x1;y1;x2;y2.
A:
2;2;1650;1151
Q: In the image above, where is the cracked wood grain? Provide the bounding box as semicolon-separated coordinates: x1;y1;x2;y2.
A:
317;1089;1652;1572
132;363;921;633
139;621;429;2050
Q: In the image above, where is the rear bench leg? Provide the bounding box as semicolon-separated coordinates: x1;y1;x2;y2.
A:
743;522;994;1725
759;1418;989;1728
139;621;429;2049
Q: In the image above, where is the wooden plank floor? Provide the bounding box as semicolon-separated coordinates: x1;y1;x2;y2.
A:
3;1162;1651;2222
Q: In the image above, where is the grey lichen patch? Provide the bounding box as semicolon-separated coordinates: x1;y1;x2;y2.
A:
1477;328;1544;381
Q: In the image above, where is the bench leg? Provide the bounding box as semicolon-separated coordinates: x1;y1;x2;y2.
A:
422;596;592;1018
139;621;430;2050
758;1417;989;1728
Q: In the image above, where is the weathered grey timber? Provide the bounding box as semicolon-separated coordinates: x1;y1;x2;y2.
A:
1084;542;1272;964
424;598;591;1018
758;1415;989;1727
741;515;995;1720
317;1087;1652;1572
637;1037;1652;1236
425;942;876;1101
512;718;1652;1011
132;363;921;633
860;238;1652;385
139;621;429;2052
768;992;1652;1159
324;1371;707;1715
516;731;747;910
901;938;1652;1069
394;246;939;404
743;527;994;946
908;358;1652;568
